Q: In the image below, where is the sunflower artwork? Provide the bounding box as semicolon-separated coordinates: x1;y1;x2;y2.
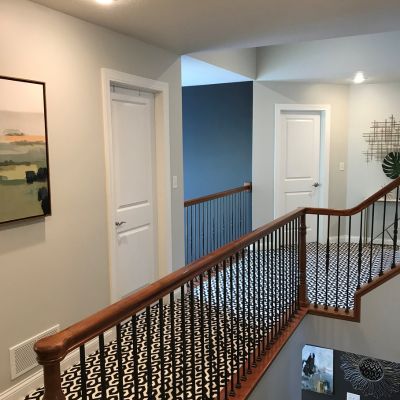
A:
0;76;51;224
341;352;400;399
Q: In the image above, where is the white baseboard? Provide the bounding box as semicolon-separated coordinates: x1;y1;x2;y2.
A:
0;329;115;400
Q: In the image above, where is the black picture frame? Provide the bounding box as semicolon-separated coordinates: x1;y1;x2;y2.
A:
0;75;51;225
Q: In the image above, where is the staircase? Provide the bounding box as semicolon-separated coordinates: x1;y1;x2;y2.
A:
31;177;400;400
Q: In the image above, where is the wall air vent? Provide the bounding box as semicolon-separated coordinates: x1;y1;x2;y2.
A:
9;325;60;379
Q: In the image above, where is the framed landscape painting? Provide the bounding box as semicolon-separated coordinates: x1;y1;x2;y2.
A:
0;76;51;224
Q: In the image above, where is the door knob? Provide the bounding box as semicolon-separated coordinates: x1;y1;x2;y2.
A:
115;221;126;227
312;182;320;187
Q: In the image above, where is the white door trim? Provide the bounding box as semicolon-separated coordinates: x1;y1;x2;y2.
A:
101;68;173;303
274;104;331;218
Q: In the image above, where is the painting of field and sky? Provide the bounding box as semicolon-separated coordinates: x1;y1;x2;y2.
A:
0;77;50;224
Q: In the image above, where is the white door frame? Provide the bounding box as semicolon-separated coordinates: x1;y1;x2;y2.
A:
101;68;173;302
274;104;331;218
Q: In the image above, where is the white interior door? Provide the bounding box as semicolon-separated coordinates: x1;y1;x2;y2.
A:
110;91;157;299
276;111;322;239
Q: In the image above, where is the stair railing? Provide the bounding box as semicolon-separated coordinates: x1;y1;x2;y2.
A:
35;208;305;400
305;176;400;318
184;183;252;264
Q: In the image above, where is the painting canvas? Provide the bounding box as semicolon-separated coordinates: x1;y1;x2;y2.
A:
0;76;51;224
302;344;334;395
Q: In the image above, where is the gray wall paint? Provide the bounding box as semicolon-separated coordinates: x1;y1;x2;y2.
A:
347;82;400;207
252;81;349;228
0;0;183;392
190;47;257;79
250;274;400;400
256;30;400;83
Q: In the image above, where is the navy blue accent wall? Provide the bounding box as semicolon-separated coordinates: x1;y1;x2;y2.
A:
183;81;253;200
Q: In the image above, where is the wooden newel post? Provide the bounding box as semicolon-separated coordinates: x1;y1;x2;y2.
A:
35;336;66;400
299;213;309;307
41;362;66;400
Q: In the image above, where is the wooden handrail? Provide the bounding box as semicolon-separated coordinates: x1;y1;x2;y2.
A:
35;206;303;366
306;177;400;216
184;182;252;207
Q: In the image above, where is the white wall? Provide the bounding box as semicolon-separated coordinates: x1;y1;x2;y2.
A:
250;274;400;400
0;0;183;393
190;47;257;80
347;82;400;207
252;81;349;228
256;30;400;83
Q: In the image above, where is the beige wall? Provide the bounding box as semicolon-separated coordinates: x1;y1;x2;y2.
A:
347;82;400;207
0;0;183;392
252;81;349;228
250;274;400;400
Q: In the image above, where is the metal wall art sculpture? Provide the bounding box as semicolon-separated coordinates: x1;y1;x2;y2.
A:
363;115;400;163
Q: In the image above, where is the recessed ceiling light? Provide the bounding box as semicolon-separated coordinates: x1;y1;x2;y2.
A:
96;0;114;5
353;71;366;84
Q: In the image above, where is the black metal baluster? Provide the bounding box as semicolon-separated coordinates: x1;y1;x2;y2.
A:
216;263;221;398
229;256;235;396
169;293;177;399
241;248;247;381
266;234;271;350
146;308;153;400
131;315;139;399
252;242;257;366
335;216;341;311
208;269;214;397
380;195;387;276
274;229;279;339
236;251;242;389
185;206;188;264
278;228;283;333
197;204;200;260
290;220;294;318
79;345;88;400
223;261;228;400
116;324;124;400
393;186;399;269
247;246;252;374
282;226;286;327
181;286;187;400
202;203;205;258
346;216;352;313
190;280;196;398
159;299;166;400
358;211;363;290
200;274;206;400
98;334;107;400
271;231;278;343
296;218;300;311
261;236;266;355
191;205;194;263
314;215;320;308
369;203;375;283
324;215;331;309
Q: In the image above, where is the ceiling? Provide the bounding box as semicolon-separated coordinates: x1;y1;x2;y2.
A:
31;0;400;54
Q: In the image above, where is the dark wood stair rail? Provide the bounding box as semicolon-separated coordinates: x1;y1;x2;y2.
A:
34;178;400;400
35;207;306;400
305;176;400;320
184;182;252;207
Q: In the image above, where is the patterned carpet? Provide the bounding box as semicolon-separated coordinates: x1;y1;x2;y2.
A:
25;242;397;400
306;242;399;309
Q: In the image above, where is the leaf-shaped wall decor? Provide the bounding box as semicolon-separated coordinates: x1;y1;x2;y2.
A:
382;152;400;179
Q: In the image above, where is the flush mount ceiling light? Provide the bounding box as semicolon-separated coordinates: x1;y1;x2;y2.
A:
353;71;366;84
96;0;114;5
